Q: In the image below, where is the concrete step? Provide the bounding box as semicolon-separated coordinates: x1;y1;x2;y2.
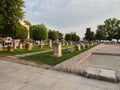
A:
79;67;118;83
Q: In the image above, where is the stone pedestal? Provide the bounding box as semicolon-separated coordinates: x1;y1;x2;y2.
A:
19;43;23;49
52;42;62;57
85;44;90;48
48;39;52;48
7;46;14;52
0;47;2;51
80;43;85;49
13;43;17;49
65;41;68;46
26;43;33;50
75;44;81;51
62;41;65;46
39;44;43;48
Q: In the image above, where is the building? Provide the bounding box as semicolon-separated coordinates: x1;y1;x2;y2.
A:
20;21;30;39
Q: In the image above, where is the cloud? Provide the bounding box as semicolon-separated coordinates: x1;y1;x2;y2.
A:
24;0;120;38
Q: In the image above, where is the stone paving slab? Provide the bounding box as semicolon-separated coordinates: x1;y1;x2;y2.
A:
55;44;120;83
85;67;117;83
0;59;119;90
55;44;106;73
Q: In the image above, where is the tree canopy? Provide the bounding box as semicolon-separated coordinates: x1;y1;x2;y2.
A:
95;18;120;42
14;23;28;39
65;32;80;41
48;30;58;41
31;24;48;41
0;0;24;37
84;28;95;41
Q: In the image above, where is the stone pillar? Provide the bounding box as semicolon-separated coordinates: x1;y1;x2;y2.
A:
80;43;85;49
19;43;23;49
39;41;44;48
69;41;73;45
62;41;65;46
0;45;2;51
65;41;68;46
13;42;17;49
48;39;52;48
85;44;90;48
75;44;81;51
52;42;62;57
7;43;14;52
26;42;33;50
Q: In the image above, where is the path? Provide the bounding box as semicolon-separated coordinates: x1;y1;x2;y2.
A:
55;44;120;82
55;44;106;73
0;59;119;90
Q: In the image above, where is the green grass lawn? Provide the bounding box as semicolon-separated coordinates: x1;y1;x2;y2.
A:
0;45;74;57
20;46;94;66
0;45;52;57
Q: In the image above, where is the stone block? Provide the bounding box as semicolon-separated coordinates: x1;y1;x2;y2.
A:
75;44;81;51
48;39;52;48
52;42;62;57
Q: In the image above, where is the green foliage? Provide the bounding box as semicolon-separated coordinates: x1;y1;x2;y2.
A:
84;28;95;41
57;31;63;40
65;33;71;41
31;24;48;41
23;20;31;26
95;25;107;40
0;0;24;37
14;23;28;39
96;18;120;42
48;30;58;41
65;32;80;41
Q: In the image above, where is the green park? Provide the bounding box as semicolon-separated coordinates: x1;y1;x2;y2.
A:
0;0;120;90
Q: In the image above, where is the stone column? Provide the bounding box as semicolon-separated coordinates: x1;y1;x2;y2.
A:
52;42;62;57
19;43;23;49
0;44;3;51
62;41;65;46
39;41;44;48
65;41;68;46
85;44;90;48
48;39;52;48
75;44;81;51
80;43;85;49
26;42;33;50
13;42;17;49
7;43;14;52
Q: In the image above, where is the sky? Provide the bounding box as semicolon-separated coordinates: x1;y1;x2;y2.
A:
23;0;120;38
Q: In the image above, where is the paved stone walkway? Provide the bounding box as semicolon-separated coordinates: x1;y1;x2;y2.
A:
7;49;53;59
55;44;106;73
55;44;120;82
0;59;119;90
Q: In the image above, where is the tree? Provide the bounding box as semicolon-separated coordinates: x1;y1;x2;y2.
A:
95;25;107;40
14;23;28;39
0;0;24;37
65;32;80;41
96;18;120;42
31;24;48;41
65;33;71;41
48;30;58;41
57;31;63;40
104;18;120;41
84;28;95;41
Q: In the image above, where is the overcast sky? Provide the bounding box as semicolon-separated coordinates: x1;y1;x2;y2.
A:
24;0;120;38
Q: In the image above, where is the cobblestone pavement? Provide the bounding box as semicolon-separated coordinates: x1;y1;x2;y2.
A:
0;59;119;90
